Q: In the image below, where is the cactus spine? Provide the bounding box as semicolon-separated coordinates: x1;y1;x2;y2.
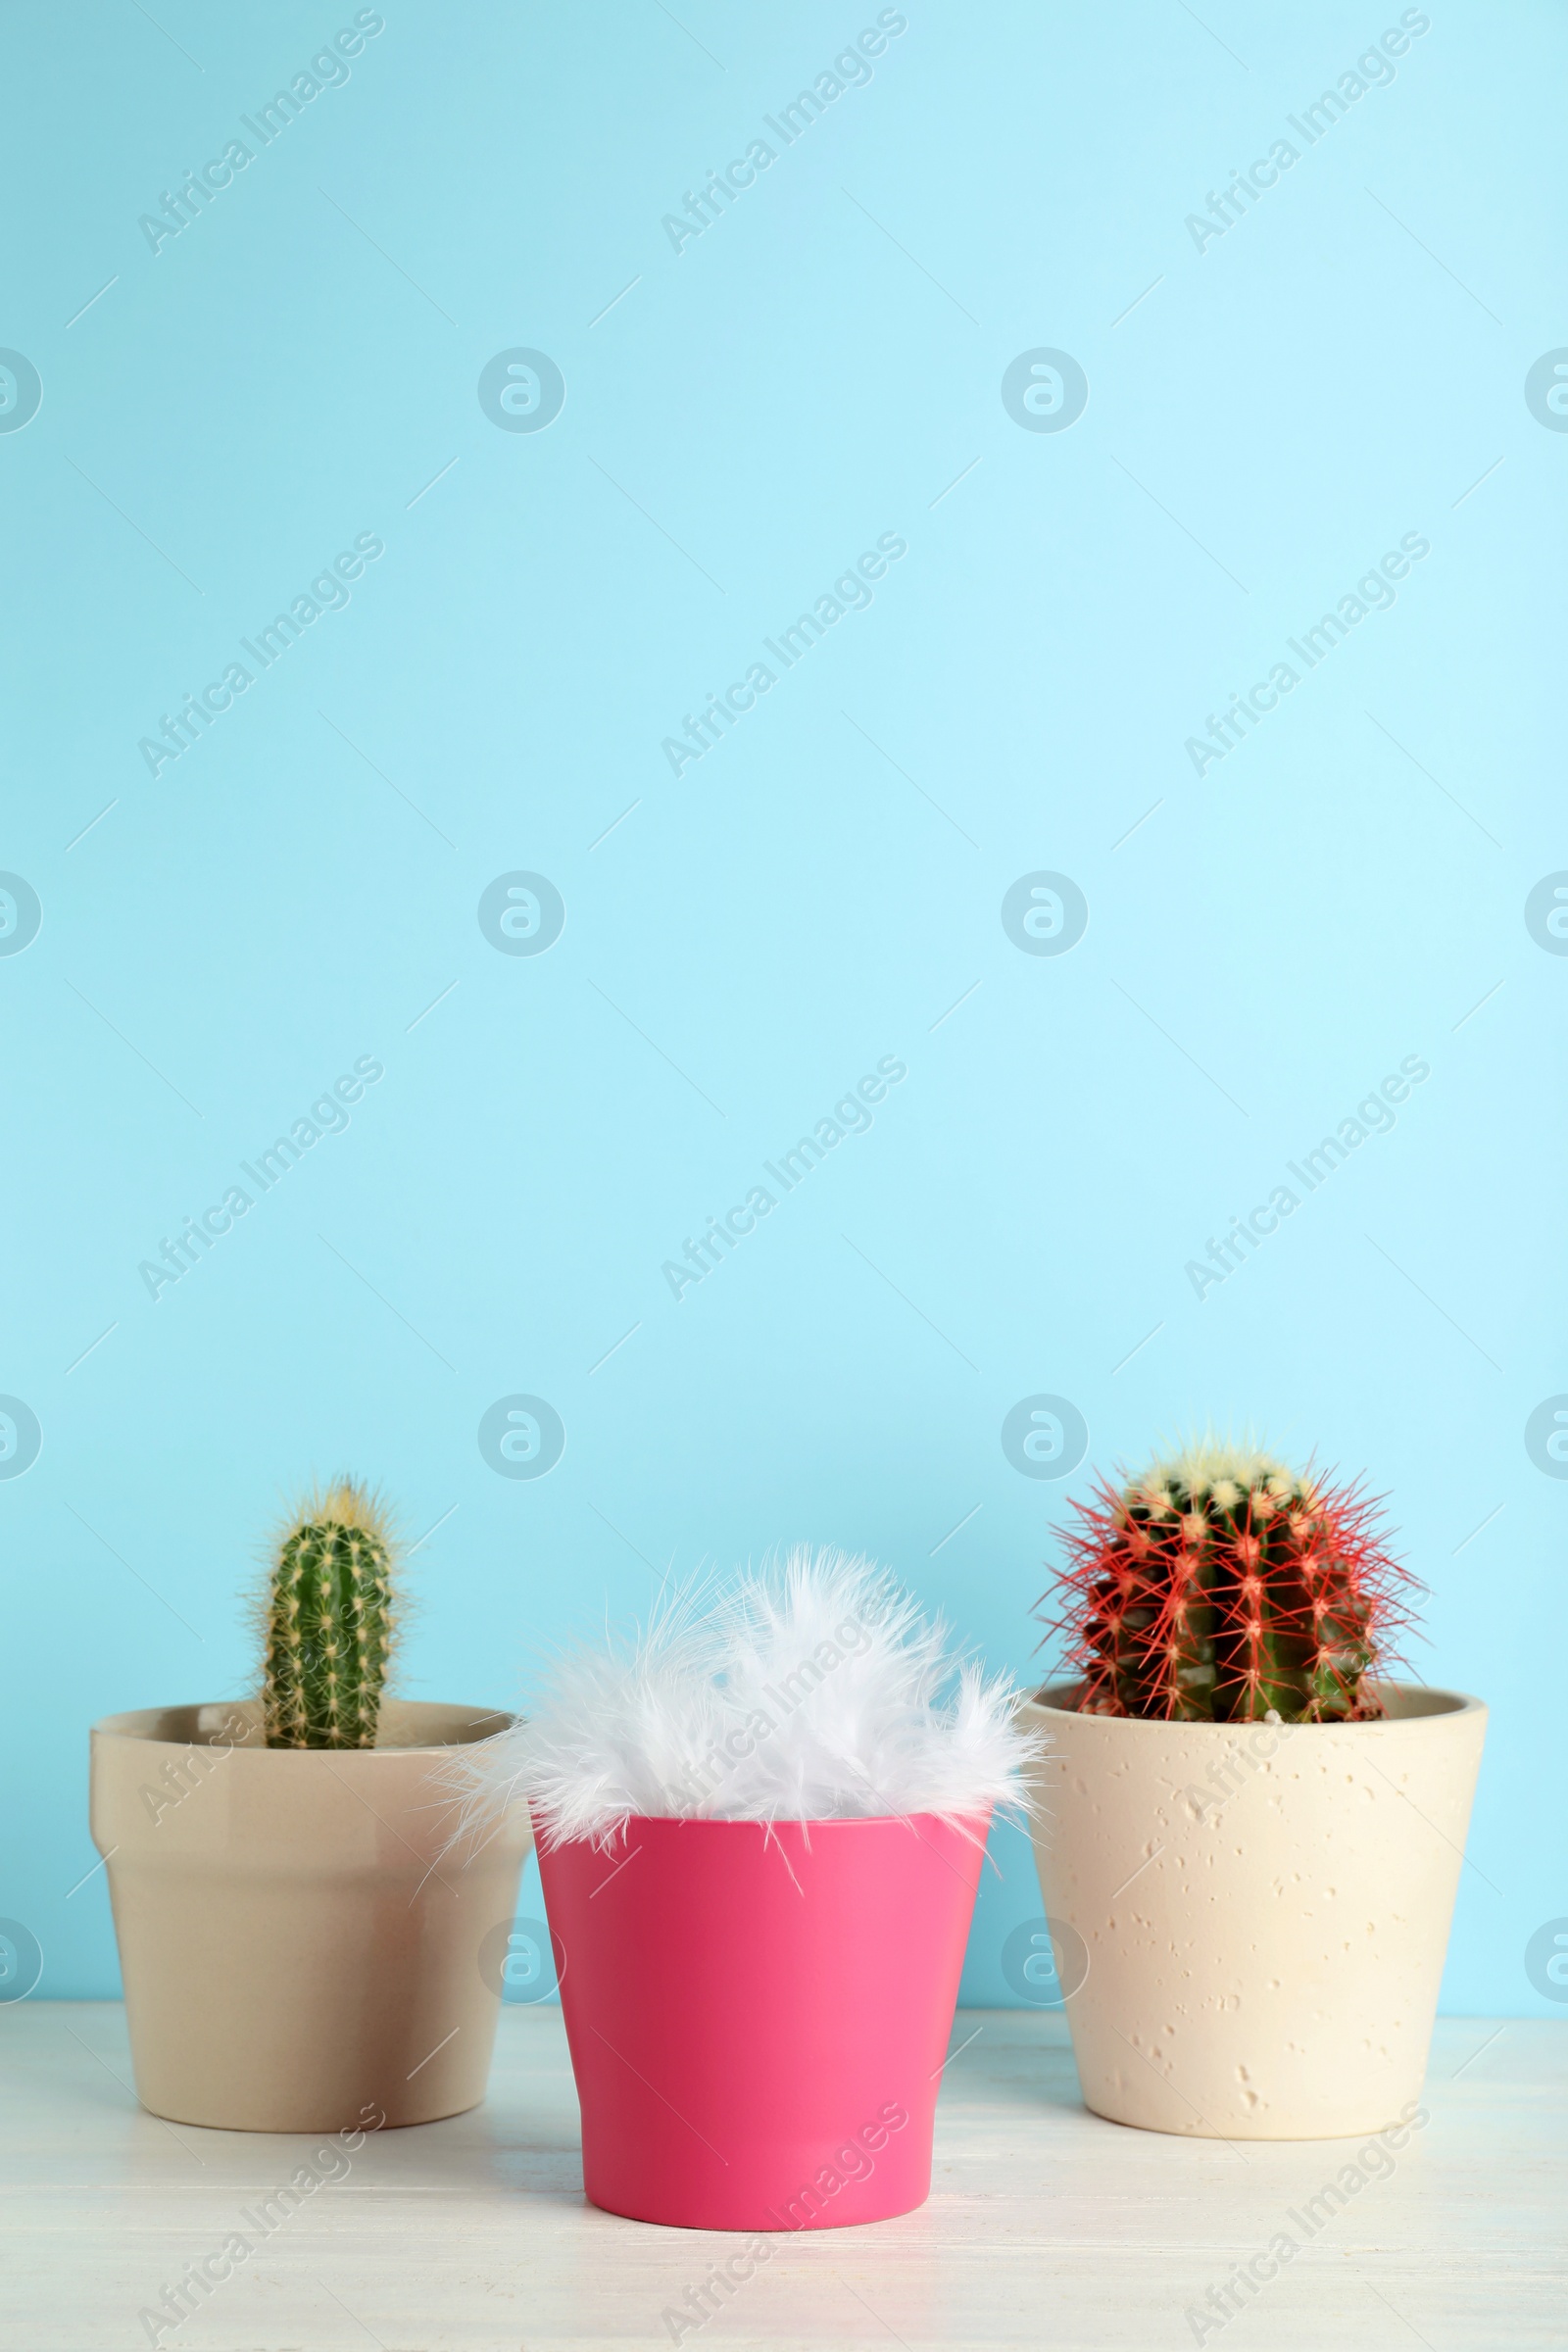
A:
263;1481;397;1748
1041;1442;1414;1723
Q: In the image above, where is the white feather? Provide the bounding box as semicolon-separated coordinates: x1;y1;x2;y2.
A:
456;1546;1045;1850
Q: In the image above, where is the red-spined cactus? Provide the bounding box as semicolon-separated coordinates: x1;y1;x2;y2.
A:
1037;1444;1417;1722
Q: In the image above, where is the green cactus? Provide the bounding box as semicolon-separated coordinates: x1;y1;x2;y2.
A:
262;1481;397;1748
1040;1442;1415;1724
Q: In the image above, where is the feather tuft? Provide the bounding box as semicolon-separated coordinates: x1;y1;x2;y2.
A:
453;1546;1044;1851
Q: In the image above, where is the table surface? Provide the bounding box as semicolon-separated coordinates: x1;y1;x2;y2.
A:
2;2005;1562;2352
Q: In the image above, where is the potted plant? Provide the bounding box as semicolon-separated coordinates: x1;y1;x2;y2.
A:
460;1546;1039;2230
89;1481;531;2132
1024;1440;1486;2139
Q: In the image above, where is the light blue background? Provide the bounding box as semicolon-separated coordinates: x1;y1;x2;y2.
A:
1;0;1562;2014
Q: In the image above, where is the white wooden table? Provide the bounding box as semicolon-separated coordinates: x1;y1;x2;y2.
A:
3;2005;1561;2349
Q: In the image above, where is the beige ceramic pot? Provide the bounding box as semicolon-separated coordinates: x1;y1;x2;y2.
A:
90;1697;530;2132
1023;1680;1486;2139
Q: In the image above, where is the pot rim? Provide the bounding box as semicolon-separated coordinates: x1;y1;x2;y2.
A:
1024;1677;1486;1730
534;1807;995;1842
90;1698;514;1756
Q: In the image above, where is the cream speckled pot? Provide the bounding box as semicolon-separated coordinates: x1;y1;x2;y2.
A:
1023;1680;1485;2139
90;1698;530;2132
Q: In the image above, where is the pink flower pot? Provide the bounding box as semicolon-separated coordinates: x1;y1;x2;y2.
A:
535;1810;990;2230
